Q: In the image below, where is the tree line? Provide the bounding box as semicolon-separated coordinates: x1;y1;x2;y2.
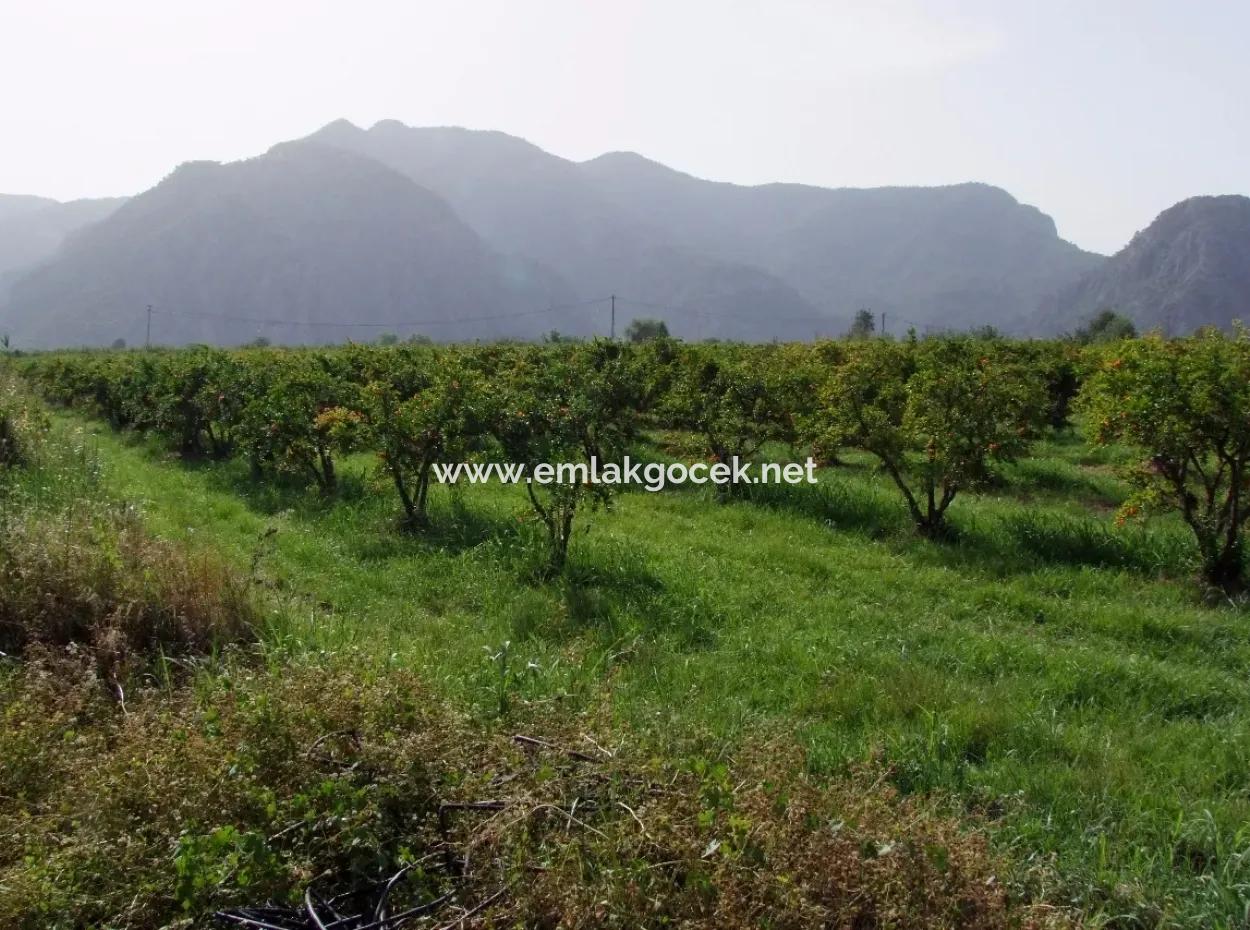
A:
12;327;1250;593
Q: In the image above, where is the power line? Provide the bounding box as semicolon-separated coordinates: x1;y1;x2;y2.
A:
148;297;613;330
142;293;1033;341
613;296;835;324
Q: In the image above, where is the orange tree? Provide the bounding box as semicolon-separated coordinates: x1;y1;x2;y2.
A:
661;344;797;499
332;356;489;528
234;351;351;493
1082;328;1250;594
490;340;638;574
823;337;1046;537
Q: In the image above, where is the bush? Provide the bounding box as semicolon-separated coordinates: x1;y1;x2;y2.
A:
491;341;638;572
1081;328;1250;594
0;656;1054;929
821;338;1047;536
0;503;257;675
663;345;799;499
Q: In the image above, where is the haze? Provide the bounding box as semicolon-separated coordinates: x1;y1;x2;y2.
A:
2;0;1247;254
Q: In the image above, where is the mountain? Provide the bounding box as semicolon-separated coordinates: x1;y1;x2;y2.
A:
1044;195;1250;334
310;121;1102;336
0;194;124;300
0;142;570;348
307;120;820;340
578;155;1105;334
28;119;1247;345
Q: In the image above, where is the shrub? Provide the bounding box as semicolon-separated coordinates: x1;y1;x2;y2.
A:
822;338;1047;537
663;345;798;499
333;360;490;527
0;656;1054;930
492;341;638;572
235;351;352;492
1081;328;1250;594
0;503;257;676
0;380;41;468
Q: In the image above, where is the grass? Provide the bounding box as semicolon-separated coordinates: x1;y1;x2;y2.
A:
36;411;1250;927
0;393;1040;930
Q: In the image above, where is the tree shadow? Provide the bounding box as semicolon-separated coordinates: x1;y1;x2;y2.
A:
739;474;911;540
740;466;1194;581
985;458;1125;510
901;509;1195;580
553;543;721;650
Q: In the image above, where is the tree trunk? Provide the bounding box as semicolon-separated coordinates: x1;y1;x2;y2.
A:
317;446;336;494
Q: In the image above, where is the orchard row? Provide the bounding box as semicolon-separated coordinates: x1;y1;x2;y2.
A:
12;329;1250;590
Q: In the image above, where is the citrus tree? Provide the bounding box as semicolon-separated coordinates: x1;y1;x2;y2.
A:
338;361;488;527
1082;328;1250;594
143;348;242;457
824;338;1046;536
235;352;351;493
491;340;637;573
663;345;796;499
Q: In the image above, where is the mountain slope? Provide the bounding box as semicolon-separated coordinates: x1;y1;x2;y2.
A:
307;120;824;340
578;153;1104;333
0;143;570;348
0;194;125;299
1045;195;1250;334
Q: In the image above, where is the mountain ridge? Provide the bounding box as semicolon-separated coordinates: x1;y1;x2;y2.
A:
1042;194;1250;334
2;118;1244;346
0;141;571;347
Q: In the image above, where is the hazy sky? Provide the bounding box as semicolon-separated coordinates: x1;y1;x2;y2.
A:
2;0;1246;254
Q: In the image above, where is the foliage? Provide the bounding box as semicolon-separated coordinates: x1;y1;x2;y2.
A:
823;339;1047;535
663;344;798;498
1082;328;1250;593
490;340;638;572
333;357;489;527
623;316;670;343
235;352;352;492
15;343;1250;925
847;307;876;340
0;654;1041;930
1073;308;1137;344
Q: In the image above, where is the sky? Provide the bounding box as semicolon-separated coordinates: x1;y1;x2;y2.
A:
1;0;1246;254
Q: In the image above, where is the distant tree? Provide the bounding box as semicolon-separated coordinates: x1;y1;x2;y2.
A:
968;325;1002;340
0;334;9;353
1073;309;1137;344
406;334;433;345
847;309;876;340
248;336;272;348
624;318;670;343
111;338;127;350
376;332;399;346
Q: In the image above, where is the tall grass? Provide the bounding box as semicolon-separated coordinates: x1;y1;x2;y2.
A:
0;655;1045;929
0;373;257;672
14;386;1250;927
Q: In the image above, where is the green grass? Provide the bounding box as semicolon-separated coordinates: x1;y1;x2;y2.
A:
59;413;1250;928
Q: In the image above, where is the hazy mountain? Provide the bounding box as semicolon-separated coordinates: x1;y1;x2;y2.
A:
10;119;1244;346
578;154;1104;333
1044;195;1250;334
312;120;1102;336
0;143;570;348
307;120;825;340
0;194;124;300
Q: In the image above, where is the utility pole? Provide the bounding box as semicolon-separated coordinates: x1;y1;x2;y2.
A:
610;295;616;340
880;311;886;338
145;304;152;347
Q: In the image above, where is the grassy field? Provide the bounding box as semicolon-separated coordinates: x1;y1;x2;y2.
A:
46;407;1250;928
